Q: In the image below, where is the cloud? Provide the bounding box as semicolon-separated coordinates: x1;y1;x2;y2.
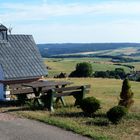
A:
1;1;140;43
0;1;140;23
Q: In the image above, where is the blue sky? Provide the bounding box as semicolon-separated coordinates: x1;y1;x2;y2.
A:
0;0;140;43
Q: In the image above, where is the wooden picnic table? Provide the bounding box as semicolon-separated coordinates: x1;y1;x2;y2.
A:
22;80;73;106
22;80;72;95
8;80;90;111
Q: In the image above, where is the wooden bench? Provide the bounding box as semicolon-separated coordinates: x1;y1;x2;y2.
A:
9;84;91;111
9;84;54;104
41;85;91;111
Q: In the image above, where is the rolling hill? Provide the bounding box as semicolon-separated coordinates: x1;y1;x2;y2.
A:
37;43;140;58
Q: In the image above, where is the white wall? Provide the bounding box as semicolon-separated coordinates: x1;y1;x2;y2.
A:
0;65;4;100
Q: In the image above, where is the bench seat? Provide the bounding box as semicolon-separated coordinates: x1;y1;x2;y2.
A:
8;84;91;111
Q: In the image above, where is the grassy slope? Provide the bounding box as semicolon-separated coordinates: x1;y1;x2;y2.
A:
1;58;140;140
2;78;140;140
44;58;132;77
125;62;140;71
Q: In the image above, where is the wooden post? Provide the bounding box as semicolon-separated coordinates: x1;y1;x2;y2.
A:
74;85;86;106
45;89;55;112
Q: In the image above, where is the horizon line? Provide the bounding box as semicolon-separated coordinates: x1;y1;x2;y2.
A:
37;42;140;44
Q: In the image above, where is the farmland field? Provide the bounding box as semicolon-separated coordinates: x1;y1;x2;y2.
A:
1;58;140;140
44;58;134;77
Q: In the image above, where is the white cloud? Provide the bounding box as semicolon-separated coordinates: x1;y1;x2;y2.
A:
1;1;140;23
1;1;140;43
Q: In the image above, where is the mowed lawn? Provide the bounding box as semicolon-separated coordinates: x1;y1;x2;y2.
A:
1;58;140;140
2;78;140;140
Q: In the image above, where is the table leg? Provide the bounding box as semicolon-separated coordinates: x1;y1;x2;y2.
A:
55;97;66;106
55;85;66;106
32;87;43;107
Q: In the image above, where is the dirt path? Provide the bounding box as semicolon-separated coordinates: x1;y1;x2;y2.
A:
0;112;92;140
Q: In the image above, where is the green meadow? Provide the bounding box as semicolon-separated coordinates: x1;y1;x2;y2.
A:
44;58;132;77
1;58;140;140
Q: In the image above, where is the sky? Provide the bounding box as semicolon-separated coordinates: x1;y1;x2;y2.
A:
0;0;140;43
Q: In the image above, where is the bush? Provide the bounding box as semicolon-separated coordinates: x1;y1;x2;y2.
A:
114;68;126;79
69;62;93;77
94;71;109;78
80;97;101;116
25;99;44;110
93;68;126;79
136;77;140;82
119;78;134;109
107;106;127;124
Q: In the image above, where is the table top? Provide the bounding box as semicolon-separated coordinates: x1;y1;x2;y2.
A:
22;80;73;88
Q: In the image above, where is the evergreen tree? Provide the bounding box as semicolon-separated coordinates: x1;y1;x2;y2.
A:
119;78;134;109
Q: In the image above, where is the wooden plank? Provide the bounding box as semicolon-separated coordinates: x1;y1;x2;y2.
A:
54;91;81;97
9;84;24;89
11;88;33;95
41;86;55;92
54;85;90;92
10;84;90;97
22;81;73;88
10;86;55;95
54;89;90;97
52;85;90;97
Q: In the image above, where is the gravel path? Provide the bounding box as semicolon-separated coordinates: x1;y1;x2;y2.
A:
0;112;18;121
0;112;92;140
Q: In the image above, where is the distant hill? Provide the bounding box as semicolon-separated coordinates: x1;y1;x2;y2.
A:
37;43;140;58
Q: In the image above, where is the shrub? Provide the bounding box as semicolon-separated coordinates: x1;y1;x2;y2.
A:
80;97;101;116
93;68;126;79
69;62;93;77
119;78;134;109
25;99;44;110
107;106;127;124
136;77;140;82
94;71;109;78
114;68;126;79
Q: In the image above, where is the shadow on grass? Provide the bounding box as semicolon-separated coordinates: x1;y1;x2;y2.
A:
86;119;109;126
92;112;107;118
53;111;85;118
0;100;46;113
0;100;37;113
54;110;110;126
2;107;26;113
84;112;109;126
0;100;19;107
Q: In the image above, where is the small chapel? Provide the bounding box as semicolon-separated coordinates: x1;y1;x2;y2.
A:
0;24;47;100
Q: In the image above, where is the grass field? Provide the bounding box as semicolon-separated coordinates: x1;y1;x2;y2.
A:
125;62;140;71
1;78;140;140
1;58;140;140
44;58;132;77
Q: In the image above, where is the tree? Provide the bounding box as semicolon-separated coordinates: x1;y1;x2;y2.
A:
118;78;134;109
69;62;93;77
94;71;109;78
115;68;126;79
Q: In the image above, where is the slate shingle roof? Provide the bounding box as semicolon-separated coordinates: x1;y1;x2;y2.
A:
0;34;47;80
